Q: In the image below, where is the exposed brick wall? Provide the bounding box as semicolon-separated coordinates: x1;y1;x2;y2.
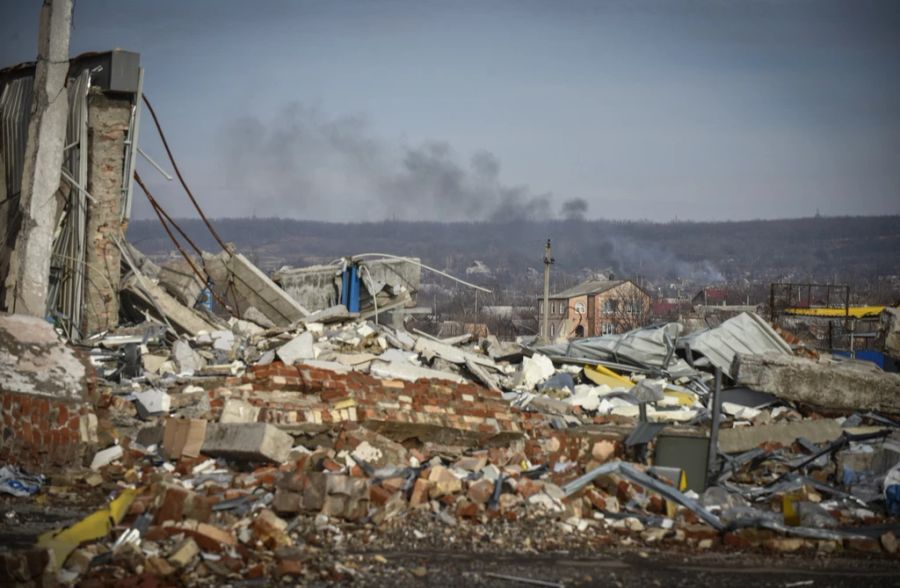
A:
83;89;131;337
0;391;95;468
210;362;547;436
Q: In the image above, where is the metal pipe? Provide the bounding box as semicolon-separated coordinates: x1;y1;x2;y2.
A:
347;252;491;293
122;67;144;220
541;239;552;342
706;367;723;487
137;147;173;181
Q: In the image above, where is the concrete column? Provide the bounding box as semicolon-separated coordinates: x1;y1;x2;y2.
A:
3;0;72;316
541;239;552;342
82;89;131;336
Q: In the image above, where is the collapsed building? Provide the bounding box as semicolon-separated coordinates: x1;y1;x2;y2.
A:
0;49;142;340
0;48;899;587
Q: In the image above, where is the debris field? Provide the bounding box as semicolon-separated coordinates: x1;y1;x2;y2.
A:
1;296;898;586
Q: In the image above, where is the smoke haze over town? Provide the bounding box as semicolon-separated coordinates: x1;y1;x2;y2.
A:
3;0;899;222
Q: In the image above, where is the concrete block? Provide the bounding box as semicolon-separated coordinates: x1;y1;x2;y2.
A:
121;274;219;336
518;353;555;389
133;389;171;416
210;329;235;351
322;475;368;520
303;472;327;511
414;336;497;369
167;537;199;568
273;490;303;515
172;339;205;375
90;445;123;470
277;332;315;365
162;418;207;460
219;398;260;424
202;423;293;463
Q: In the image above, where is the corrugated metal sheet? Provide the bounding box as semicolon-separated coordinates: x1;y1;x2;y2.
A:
49;70;90;339
678;312;792;378
536;322;698;377
0;76;33;201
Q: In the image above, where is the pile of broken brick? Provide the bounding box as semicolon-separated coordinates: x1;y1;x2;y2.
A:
1;297;899;585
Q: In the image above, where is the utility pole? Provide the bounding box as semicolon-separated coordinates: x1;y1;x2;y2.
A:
3;0;73;316
541;239;554;342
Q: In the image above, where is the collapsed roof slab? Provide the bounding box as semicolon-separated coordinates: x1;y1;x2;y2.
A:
735;352;900;413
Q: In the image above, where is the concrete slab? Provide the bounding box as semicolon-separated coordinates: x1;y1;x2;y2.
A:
158;258;205;308
277;332;315;365
205;251;308;326
219;399;260;424
133;389;171;415
718;419;844;454
121;274;219;336
735;352;900;413
172;340;205;375
202;423;293;463
370;359;466;384
414;336;497;369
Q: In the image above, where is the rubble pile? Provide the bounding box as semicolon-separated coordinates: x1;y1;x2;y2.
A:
1;263;899;585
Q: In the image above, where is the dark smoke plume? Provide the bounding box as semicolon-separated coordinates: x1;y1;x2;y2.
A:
561;198;588;220
218;103;575;222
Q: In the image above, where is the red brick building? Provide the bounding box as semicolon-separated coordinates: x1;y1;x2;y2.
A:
538;279;651;340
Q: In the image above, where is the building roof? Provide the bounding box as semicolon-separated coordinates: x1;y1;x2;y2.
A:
692;287;730;302
549;279;625;299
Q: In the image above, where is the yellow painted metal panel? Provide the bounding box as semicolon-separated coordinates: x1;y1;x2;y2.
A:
784;306;885;318
584;364;634;388
37;487;139;569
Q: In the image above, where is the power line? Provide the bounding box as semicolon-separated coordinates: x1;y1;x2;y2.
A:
141;94;228;252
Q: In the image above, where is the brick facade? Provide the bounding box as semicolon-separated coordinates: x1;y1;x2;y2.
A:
0;392;96;468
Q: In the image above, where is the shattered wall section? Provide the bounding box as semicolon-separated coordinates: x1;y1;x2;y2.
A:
271;264;340;312
210;362;538;445
0;314;97;468
274;257;421;314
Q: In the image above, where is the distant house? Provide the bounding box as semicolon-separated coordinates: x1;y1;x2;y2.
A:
650;298;691;321
691;286;746;308
538;279;651;339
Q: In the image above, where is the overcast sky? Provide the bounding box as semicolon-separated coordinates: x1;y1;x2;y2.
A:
2;0;899;222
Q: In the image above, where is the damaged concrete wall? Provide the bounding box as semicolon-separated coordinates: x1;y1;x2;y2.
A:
272;264;340;312
82;89;131;336
0;313;97;468
273;257;421;314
